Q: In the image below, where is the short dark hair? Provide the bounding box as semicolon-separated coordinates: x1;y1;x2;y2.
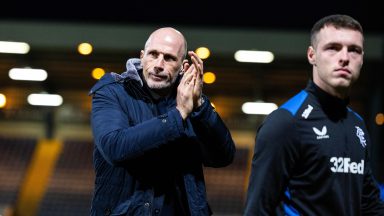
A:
310;14;363;47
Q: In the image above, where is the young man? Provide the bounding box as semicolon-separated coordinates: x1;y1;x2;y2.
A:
244;15;384;215
89;27;236;216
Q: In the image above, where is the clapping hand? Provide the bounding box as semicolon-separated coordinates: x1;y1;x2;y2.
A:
176;51;204;120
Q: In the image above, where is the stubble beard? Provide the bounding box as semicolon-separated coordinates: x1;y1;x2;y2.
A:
146;75;178;94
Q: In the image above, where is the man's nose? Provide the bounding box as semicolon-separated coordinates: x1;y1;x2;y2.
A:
338;48;350;66
154;56;165;68
339;48;350;61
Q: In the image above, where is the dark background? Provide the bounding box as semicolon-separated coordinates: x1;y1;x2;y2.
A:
1;0;383;33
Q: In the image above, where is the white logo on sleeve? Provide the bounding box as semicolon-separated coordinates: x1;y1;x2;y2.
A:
330;157;364;174
313;126;329;139
355;126;367;148
301;104;313;119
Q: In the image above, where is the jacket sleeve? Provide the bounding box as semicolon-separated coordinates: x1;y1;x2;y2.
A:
361;135;384;214
91;83;189;166
243;109;300;215
189;95;236;167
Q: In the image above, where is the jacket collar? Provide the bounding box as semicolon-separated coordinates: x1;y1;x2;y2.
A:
306;80;349;120
112;58;143;86
89;58;142;95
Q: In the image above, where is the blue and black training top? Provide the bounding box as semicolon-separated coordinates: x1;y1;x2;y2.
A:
244;80;384;215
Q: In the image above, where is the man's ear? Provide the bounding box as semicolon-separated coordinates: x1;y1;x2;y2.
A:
307;46;316;66
181;59;190;75
179;66;184;75
140;50;144;59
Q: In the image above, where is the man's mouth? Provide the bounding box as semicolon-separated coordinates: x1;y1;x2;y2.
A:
335;68;351;74
150;73;167;81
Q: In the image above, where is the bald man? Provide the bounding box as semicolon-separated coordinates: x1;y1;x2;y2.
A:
89;27;236;216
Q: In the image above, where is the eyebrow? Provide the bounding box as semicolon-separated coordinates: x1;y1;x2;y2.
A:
147;49;178;59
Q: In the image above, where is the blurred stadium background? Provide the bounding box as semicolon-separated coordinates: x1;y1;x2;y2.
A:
0;2;383;215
